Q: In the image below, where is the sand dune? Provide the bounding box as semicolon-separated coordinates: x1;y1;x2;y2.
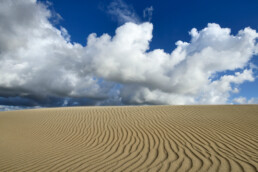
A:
0;105;257;172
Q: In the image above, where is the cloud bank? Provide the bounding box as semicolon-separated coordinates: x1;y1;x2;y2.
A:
0;0;258;109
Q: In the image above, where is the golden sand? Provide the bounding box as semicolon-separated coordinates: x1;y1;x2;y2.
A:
0;105;257;171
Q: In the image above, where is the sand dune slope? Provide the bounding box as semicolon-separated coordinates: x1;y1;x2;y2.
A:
0;105;257;172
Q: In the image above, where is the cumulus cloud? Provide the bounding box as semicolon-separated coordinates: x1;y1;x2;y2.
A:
0;0;113;105
87;23;257;104
0;0;258;109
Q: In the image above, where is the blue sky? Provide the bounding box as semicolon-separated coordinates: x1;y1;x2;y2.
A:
0;0;258;110
51;0;258;50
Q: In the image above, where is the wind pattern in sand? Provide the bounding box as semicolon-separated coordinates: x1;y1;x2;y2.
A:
0;105;258;171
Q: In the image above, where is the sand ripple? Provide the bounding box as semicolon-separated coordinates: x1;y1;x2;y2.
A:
0;105;257;172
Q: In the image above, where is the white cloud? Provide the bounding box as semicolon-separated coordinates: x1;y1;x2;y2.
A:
0;105;41;111
0;0;111;101
85;23;257;104
233;97;258;104
0;0;258;108
107;0;140;24
143;6;153;21
233;97;247;104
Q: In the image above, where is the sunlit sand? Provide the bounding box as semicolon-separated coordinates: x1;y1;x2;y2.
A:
0;105;257;171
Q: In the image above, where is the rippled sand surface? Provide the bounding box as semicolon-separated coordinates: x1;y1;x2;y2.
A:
0;105;257;172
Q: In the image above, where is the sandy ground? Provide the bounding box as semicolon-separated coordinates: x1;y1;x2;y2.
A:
0;105;257;172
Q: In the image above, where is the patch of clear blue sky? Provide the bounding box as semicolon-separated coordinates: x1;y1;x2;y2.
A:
44;0;258;100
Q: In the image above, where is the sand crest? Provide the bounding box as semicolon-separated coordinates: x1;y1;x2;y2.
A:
0;105;257;171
